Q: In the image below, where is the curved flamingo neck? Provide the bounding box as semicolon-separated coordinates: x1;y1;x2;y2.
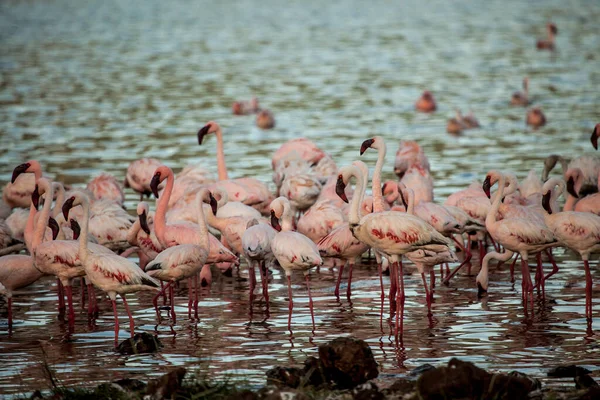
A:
78;194;91;265
204;205;226;231
372;141;387;213
348;166;366;227
280;199;294;231
32;180;53;252
401;185;415;215
24;203;38;254
154;169;174;246
486;173;505;228
196;191;211;251
215;125;229;180
52;182;65;219
127;219;141;245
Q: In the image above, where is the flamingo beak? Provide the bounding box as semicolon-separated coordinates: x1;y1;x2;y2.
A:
359;138;375;156
197;124;211;145
336;175;348;203
477;282;487;298
12;162;31;184
209;192;218;215
150;172;161;198
399;186;408;209
48;217;60;240
270;210;282;232
32;185;40;209
62;196;75;220
591;126;598;150
542;191;553;214
381;182;388;194
482;176;492;199
139;210;150;235
567;177;578;198
70;219;80;240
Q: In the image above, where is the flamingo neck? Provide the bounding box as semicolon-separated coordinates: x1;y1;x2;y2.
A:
486;174;505;228
349;166;366;227
32;182;54;252
280;200;294;231
204;205;226;231
405;187;415;215
24;203;37;254
51;182;65;219
126;219;141;246
196;193;210;251
154;170;174;246
372;142;387;213
78;195;91;265
215;126;229;180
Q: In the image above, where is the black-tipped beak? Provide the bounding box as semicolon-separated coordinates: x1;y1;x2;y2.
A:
477;283;487;299
381;182;388;195
48;217;59;240
360;138;375;156
567;177;578;198
209;192;218;215
70;218;81;240
336;175;348;203
150;172;161;198
62;196;75;220
482;176;492;199
399;186;408;209
12;162;30;184
542;191;552;214
32;185;40;209
139;210;150;235
591;127;598;150
270;210;282;232
197;124;211;145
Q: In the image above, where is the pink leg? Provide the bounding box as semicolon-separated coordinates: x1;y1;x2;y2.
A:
187;277;193;319
87;284;97;316
535;253;543;295
442;248;472;285
152;282;171;317
80;277;86;309
194;273;199;320
160;282;167;305
439;264;444;281
57;279;65;313
542;249;559;284
430;269;436;290
395;261;405;337
346;262;353;299
7;297;12;328
489;235;500;252
334;262;345;298
378;261;385;301
121;295;135;337
521;257;534;313
390;260;398;315
169;283;176;324
111;299;120;343
287;275;293;329
248;265;256;300
258;261;269;303
305;274;315;328
510;254;519;283
65;285;75;330
584;259;593;321
421;273;432;316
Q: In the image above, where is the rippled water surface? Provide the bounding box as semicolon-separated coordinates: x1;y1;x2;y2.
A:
1;0;600;395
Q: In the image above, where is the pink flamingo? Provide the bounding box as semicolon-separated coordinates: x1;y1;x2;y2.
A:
394;140;430;179
198;121;273;213
6;160;43;208
242;218;277;301
317;175;355;208
279;173;322;214
542;177;600;321
526;107;546;128
63;191;159;342
415;91;437;113
296;200;346;243
447;112;466;135
511;78;529;106
271;138;326;171
591;124;600;150
256;109;275;129
483;171;557;311
269;197;323;328
401;164;434;205
336;163;452;336
536;23;557;50
86;173;125;206
144;190;214;323
214;189;262;219
461;110;480;129
125;158;163;201
127;202;163;269
232;97;260;115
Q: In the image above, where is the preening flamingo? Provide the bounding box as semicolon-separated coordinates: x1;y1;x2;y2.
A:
511;78;529;106
125;158;163;201
526;107;546;128
536;23;557;50
86;173;125;206
145;190;214;323
271;138;326;170
296;199;346;243
242;218;277;301
62;191;159;342
269;197;323;328
415;91;437;113
256;109;275;129
394;140;430;179
542;178;600;321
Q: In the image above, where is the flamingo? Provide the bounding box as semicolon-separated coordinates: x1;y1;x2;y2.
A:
536;23;557;50
269;197;323;328
125;158;163;201
591;123;600;150
62;191;159;341
447;113;466;135
393;140;430;179
86;173;125;206
296;199;346;243
415;91;436;113
242;218;277;302
127;202;163;269
401;164;434;205
511;78;529;106
214;189;262;219
526;107;546;128
256;109;275;129
279;172;322;214
271;138;326;171
144;190;214;323
6;160;44;209
461;110;480;129
336;163;453;336
541;177;600;321
519;169;543;200
232;97;260;115
542;154;570;182
482;171;558;311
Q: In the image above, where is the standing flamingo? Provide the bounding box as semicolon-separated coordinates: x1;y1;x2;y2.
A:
269;197;323;328
541;178;600;321
242;219;277;302
62;191;159;342
536;23;557;50
511;78;529;106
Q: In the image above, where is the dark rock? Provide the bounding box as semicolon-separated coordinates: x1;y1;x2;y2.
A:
225;389;258;400
547;365;592;378
257;386;310;400
575;374;599;389
29;390;44;399
145;367;186;400
265;366;303;389
303;356;326;387
95;382;127;398
116;332;162;355
113;378;147;393
409;363;436;377
574;386;600;400
352;382;383;400
318;337;379;389
383;379;415;396
487;372;536;399
509;371;542;391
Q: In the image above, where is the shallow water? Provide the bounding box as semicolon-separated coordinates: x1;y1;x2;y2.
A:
1;0;600;395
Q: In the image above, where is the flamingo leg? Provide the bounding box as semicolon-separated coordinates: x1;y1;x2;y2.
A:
169;283;176;324
121;295;135;337
442;249;472;285
542;249;559;285
287;275;293;329
7;297;12;328
430;270;436;290
584;259;593;321
305;274;315;328
439;264;444;281
152;282;172;317
248;265;256;301
535;253;544;295
395;261;405;338
258;260;269;303
80;277;86;309
57;279;65;313
194;273;199;320
509;254;519;283
65;285;75;330
521;257;534;313
112;299;120;343
346;262;353;299
421;272;432;316
87;283;97;316
334;261;345;298
390;260;398;315
187;277;193;319
378;260;385;301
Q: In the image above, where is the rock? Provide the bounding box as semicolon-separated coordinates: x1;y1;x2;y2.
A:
575;374;599;389
257;386;311;400
303;356;326;388
116;332;162;355
113;378;147;393
382;379;415;397
351;382;383;400
573;386;600;400
509;371;542;391
95;382;127;398
409;363;436;377
265;366;303;389
318;337;379;389
145;367;186;400
547;365;592;378
225;389;258;400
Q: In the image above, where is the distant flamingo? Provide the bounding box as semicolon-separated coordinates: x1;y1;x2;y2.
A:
511;78;529;106
447;113;465;135
393;140;430;179
86;173;125;206
256;109;275;129
536;23;557;50
242;218;277;301
461;110;480;129
269;197;323;328
541;177;600;320
526;107;546;128
415;91;437;113
232;97;260;115
145;190;214;323
125;158;163;201
63;191;159;342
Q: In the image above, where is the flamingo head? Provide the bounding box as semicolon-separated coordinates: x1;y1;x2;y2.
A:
591;124;600;150
208;191;218;215
336;174;349;203
360;138;375;156
150;165;171;199
48;217;60;240
70;218;80;240
482;175;492;199
270;210;282;232
566;176;578;198
139;208;150;235
62;195;76;220
542;190;553;214
197;121;218;145
548;23;557;35
11;160;42;183
422;90;434;100
32;184;41;208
